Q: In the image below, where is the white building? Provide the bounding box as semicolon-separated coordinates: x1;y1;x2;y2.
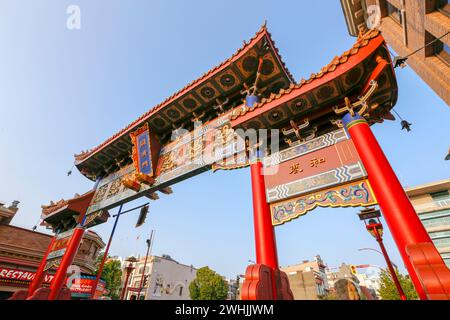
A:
355;273;381;298
122;255;197;300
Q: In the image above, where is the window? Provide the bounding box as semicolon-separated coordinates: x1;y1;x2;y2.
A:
444;258;450;268
429;230;450;239
437;0;450;17
420;209;450;221
442;253;450;268
421;215;450;228
387;2;402;25
179;286;183;296
432;237;450;248
435;40;450;66
431;190;450;202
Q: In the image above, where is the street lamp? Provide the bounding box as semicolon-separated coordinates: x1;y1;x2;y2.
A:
90;202;150;299
357;248;399;270
121;256;138;300
358;207;407;300
136;230;155;300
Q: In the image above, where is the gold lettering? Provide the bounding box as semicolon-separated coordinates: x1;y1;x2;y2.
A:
289;163;303;174
310;157;326;168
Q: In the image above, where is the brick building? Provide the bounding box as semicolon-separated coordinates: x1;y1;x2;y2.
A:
341;0;450;105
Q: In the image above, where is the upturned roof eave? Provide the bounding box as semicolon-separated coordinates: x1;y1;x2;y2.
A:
74;24;294;168
231;30;390;126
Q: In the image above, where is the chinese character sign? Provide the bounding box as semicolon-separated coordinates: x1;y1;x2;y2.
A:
131;123;154;176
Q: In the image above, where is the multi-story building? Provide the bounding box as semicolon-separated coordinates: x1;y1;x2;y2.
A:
281;255;329;300
341;0;450;105
121;254;197;300
326;263;360;290
406;179;450;267
325;263;377;300
355;273;381;298
0;200;105;299
225;277;240;300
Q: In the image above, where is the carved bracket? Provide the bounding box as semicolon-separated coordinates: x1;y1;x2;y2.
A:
334;80;378;117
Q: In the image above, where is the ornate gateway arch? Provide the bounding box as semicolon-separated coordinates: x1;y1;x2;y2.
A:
25;25;450;300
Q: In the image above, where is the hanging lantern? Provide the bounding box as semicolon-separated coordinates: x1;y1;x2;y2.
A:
400;120;412;132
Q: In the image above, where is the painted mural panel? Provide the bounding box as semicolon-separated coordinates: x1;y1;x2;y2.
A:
271;179;377;225
84;110;246;219
263;129;367;203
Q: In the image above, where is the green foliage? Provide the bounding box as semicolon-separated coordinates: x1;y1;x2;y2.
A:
319;292;338;300
189;266;228;300
378;269;418;300
95;252;123;300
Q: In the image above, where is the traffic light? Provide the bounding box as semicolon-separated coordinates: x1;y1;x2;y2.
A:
350;265;357;275
135;205;149;227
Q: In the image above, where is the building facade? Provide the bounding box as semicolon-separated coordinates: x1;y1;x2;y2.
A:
121;255;197;300
0;201;105;299
325;263;377;300
280;255;329;300
341;0;450;105
355;273;381;298
406;179;450;267
326;263;360;291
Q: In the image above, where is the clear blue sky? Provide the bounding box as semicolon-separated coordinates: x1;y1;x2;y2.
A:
0;1;449;279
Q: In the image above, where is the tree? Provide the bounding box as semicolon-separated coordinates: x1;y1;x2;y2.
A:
94;253;123;300
378;269;418;300
189;266;228;300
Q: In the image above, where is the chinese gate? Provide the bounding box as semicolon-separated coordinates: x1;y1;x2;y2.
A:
23;25;450;300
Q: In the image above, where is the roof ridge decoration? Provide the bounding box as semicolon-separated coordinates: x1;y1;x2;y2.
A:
41;190;95;216
230;28;381;121
74;23;294;163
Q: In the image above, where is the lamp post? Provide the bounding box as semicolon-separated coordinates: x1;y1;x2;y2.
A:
89;202;149;299
120;256;137;300
358;207;407;300
136;231;154;300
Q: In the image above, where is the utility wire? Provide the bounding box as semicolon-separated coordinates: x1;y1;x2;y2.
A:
394;31;449;68
403;31;449;59
392;109;404;121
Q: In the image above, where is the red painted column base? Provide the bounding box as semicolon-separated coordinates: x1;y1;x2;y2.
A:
8;287;72;300
406;243;450;300
240;264;294;300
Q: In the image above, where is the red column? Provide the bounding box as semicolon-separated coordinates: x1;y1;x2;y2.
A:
27;236;56;298
250;155;280;300
47;227;85;300
250;158;279;269
342;113;433;299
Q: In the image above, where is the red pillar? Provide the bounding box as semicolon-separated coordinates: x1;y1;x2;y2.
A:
250;157;279;269
47;227;85;300
27;236;56;298
250;155;279;300
342;113;433;299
